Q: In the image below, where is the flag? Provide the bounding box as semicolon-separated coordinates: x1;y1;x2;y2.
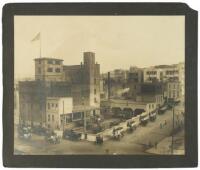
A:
31;32;40;42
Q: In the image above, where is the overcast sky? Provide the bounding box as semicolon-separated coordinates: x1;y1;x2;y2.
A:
14;16;184;79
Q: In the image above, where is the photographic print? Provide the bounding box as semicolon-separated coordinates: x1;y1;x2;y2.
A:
14;15;185;155
3;3;197;168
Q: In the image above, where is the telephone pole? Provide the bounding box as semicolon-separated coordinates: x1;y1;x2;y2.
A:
171;105;175;154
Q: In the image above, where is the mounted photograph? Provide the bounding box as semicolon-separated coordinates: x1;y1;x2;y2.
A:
14;15;185;155
3;2;197;168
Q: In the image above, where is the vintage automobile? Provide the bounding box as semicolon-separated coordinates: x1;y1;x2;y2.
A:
112;127;124;140
32;126;47;136
45;132;61;144
95;135;103;145
127;120;137;132
63;129;82;141
109;119;121;127
18;126;32;140
158;105;168;114
139;112;149;125
92;125;104;134
149;111;157;121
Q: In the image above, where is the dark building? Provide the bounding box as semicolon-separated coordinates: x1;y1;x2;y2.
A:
18;52;100;128
128;82;165;107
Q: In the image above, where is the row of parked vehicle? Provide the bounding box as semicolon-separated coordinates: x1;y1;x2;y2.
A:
18;100;181;144
109;100;182;141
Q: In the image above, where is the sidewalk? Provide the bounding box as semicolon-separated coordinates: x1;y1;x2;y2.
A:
145;129;185;155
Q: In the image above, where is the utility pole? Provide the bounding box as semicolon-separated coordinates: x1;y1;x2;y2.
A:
82;97;87;139
171;105;175;154
62;100;64;131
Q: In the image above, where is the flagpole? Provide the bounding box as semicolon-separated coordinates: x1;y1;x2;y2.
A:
40;33;41;58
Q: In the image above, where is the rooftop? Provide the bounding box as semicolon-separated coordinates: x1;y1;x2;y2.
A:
34;57;63;61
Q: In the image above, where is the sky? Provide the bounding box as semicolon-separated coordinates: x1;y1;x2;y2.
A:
14;16;185;79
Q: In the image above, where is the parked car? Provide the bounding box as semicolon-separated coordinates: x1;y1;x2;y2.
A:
112;127;124;140
127;120;137;132
32;126;47;136
18;125;32;140
158;106;168;114
92;125;104;134
95;135;103;145
63;129;82;141
149;111;157;121
45;134;61;144
139;112;149;125
109;120;121;127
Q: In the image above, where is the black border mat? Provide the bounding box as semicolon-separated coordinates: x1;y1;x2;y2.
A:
2;3;198;168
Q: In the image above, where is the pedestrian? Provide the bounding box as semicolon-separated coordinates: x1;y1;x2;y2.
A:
105;148;109;154
155;141;158;149
160;123;162;129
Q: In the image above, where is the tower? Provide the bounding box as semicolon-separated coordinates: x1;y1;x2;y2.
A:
83;52;100;110
34;58;64;81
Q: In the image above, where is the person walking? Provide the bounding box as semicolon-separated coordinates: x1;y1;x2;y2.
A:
160;123;162;129
155;141;158;149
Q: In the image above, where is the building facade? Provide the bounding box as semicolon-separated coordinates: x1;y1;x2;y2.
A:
18;52;100;130
166;81;181;101
46;97;73;130
35;58;64;81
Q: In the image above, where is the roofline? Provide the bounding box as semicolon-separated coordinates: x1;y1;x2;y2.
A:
34;58;63;61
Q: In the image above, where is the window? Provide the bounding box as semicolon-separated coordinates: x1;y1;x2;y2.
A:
52;115;54;122
94;78;96;84
149;104;151;109
55;104;58;108
94;89;96;94
55;68;61;73
48;115;50;122
52;103;54;107
48;60;53;64
47;68;53;72
48;103;50;109
73;112;82;120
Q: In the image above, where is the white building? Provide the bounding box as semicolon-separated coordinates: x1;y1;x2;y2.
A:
143;63;185;99
46;97;73;130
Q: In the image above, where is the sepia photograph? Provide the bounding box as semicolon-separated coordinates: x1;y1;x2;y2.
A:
14;15;185;155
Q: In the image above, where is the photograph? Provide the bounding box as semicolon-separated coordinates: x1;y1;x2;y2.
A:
14;15;185;155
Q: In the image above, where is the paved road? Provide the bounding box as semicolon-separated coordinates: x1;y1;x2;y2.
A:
14;103;184;155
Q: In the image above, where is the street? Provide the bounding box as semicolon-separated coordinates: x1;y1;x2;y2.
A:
14;103;184;155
